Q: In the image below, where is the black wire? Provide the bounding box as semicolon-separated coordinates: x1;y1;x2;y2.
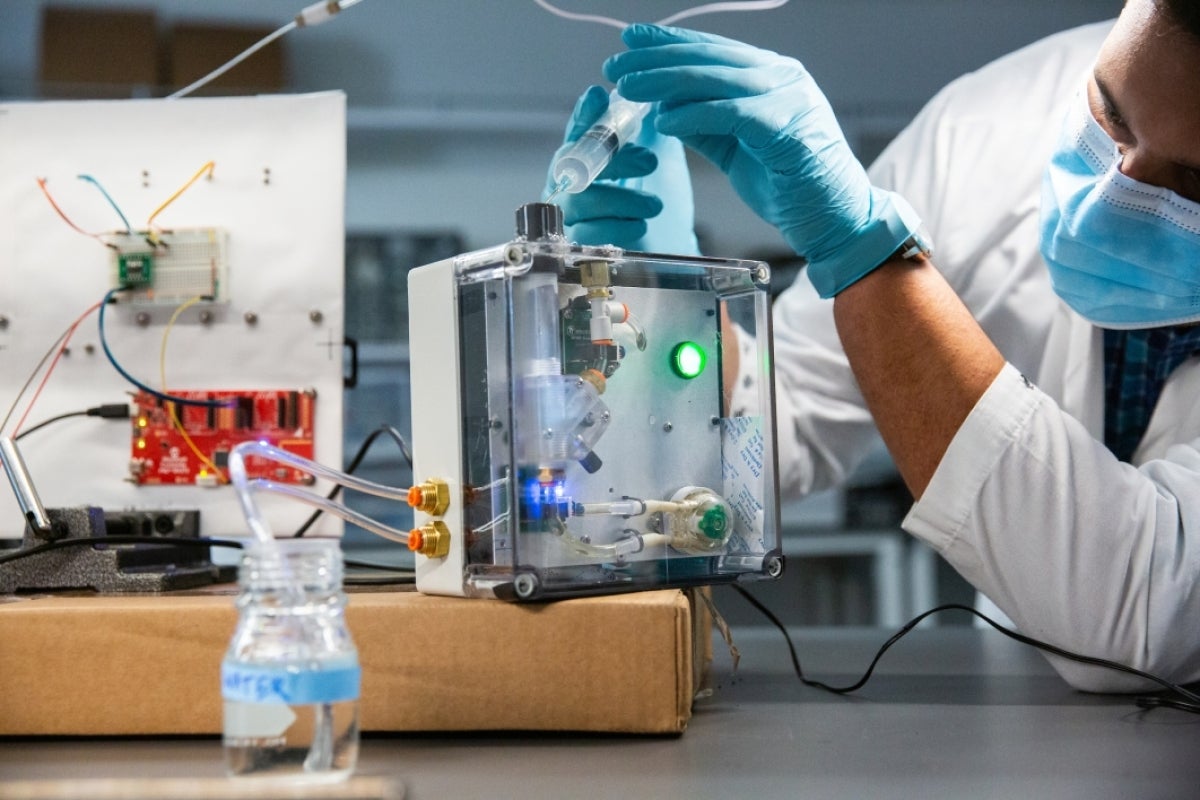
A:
730;584;1200;713
16;403;130;441
343;557;414;573
0;535;244;566
344;573;416;586
293;424;413;537
14;411;89;440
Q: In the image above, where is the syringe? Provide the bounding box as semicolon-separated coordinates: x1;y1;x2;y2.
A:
547;90;651;201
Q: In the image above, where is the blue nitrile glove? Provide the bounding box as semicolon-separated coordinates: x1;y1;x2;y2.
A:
544;84;700;255
604;24;923;297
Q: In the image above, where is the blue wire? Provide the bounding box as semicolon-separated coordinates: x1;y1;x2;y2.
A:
77;174;132;234
98;288;230;409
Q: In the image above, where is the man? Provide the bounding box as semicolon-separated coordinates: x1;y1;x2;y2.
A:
552;0;1200;690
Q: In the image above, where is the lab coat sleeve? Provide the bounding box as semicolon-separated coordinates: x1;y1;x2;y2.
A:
769;279;880;497
763;20;1110;500
905;364;1200;691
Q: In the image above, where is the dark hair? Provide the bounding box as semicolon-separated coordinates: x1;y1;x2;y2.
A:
1160;0;1200;39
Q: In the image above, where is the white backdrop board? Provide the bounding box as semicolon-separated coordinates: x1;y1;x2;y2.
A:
0;92;346;541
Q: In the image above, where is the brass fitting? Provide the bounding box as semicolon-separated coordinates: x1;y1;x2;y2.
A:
407;520;451;558
407;478;450;516
579;260;612;300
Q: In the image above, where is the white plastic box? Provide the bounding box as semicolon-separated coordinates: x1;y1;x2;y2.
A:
407;204;781;601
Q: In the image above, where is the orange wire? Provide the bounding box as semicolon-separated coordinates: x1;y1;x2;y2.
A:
36;178;116;248
11;300;105;436
161;295;228;484
146;161;215;235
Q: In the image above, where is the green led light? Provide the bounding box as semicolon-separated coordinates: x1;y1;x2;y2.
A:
670;341;707;379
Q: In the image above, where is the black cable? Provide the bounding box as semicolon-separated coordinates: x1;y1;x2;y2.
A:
344;573;416;586
15;403;130;441
293;424;414;537
15;411;88;440
730;584;1200;714
343;557;414;573
0;535;243;566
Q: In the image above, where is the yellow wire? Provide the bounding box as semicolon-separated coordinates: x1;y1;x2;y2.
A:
146;161;215;236
160;295;228;484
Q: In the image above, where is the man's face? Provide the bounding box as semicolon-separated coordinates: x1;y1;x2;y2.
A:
1089;0;1200;202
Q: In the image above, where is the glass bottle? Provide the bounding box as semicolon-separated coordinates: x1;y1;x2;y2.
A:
222;538;360;782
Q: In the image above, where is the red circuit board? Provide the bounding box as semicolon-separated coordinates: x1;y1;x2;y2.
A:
130;389;316;486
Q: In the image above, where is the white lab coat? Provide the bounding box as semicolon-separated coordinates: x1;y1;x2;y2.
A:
772;19;1200;690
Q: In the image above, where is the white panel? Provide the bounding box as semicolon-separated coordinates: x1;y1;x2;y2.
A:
0;93;346;541
407;258;466;595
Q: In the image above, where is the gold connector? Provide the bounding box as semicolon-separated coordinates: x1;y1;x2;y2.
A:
579;260;612;299
407;478;451;516
407;520;451;558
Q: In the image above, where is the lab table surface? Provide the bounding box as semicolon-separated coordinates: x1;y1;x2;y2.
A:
2;626;1197;799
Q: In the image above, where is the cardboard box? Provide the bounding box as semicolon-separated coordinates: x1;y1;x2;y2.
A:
166;23;286;97
39;6;159;98
0;588;705;736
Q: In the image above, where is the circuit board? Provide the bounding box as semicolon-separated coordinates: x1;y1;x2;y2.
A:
130;389;316;486
108;228;229;305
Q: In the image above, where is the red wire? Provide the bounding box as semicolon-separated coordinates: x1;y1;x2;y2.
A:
36;178;115;248
11;300;105;436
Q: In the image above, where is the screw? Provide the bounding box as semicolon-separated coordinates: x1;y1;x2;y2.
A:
263;167;271;186
198;310;213;325
309;310;324;324
663;422;673;432
244;311;258;326
710;415;720;426
543;428;555;439
84;344;95;355
600;411;611;423
0;315;7;330
136;312;151;327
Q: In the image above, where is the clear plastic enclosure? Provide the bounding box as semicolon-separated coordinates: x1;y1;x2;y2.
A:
409;210;781;601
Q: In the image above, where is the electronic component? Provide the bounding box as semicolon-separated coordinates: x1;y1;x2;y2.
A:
407;203;782;601
108;228;229;305
130;389;315;486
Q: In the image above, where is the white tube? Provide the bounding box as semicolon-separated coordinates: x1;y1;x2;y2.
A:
233;440;411;501
589;297;613;343
546;515;668;558
251;480;411;544
228;443;278;548
228;440;413;564
167;22;295;100
575;498;686;517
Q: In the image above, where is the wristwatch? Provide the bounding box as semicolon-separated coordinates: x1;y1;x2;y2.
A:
894;227;934;261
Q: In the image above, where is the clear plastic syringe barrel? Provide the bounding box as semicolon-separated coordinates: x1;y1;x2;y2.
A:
553;91;651;194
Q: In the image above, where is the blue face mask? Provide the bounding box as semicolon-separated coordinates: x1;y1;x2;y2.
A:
1039;87;1200;329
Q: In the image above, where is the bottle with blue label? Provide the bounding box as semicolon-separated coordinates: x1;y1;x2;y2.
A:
222;538;360;781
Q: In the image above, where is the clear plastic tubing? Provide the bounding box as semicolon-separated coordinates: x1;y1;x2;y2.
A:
551;90;651;195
